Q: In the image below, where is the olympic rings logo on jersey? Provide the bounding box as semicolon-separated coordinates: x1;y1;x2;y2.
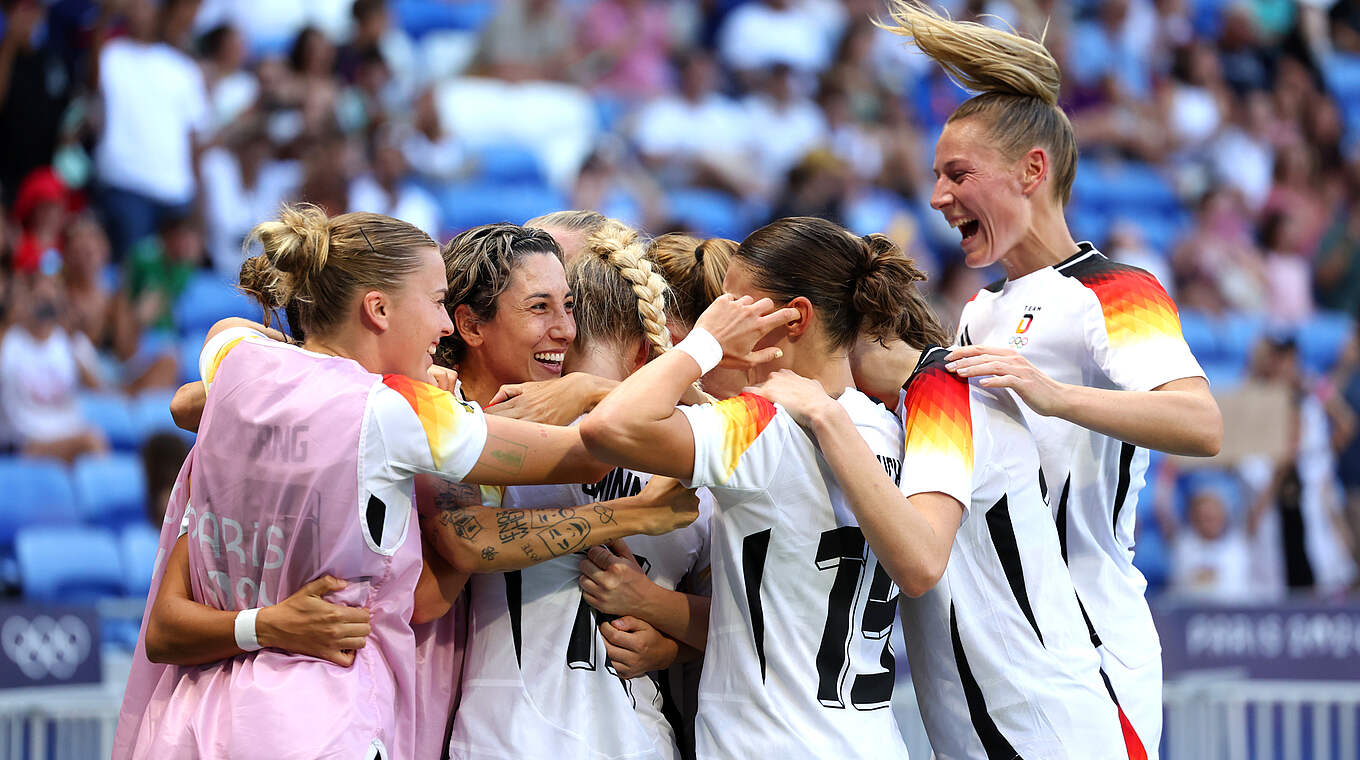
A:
1;614;92;680
1008;335;1028;348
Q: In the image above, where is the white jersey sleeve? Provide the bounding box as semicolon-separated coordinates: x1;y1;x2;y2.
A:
199;325;272;391
678;393;786;491
897;352;974;510
368;374;489;483
1069;259;1205;392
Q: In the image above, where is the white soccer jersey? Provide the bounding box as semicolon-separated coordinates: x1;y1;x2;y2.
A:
957;243;1206;753
895;347;1124;760
678;390;910;760
447;468;713;760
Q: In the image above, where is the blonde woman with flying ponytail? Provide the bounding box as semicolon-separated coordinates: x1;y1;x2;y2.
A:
883;3;1221;757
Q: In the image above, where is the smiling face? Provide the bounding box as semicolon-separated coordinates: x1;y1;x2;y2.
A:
377;245;454;380
469;253;576;385
930;117;1031;270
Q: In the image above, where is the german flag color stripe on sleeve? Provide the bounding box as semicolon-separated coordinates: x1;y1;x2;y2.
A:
383;374;478;472
902;365;973;478
712;393;778;482
202;335;247;391
1072;265;1182;350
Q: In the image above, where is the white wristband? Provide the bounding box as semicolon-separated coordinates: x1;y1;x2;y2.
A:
675;327;723;375
234;608;262;652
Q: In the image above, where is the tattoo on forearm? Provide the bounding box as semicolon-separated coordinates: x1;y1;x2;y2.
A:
432;481;482;512
496;510;529;543
482;434;527;475
520;541;543;562
439;510;484;541
533;507;575;525
481;546;497;561
593;505;615;524
535;517;592;556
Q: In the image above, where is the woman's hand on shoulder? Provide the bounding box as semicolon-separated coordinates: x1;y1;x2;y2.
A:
945;345;1066;416
743;369;837;428
487;373;617;426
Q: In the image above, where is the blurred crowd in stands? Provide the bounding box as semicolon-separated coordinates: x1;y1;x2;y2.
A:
2;0;1360;620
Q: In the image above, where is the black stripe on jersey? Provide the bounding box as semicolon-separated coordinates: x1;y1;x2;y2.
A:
1054;477;1103;647
984;276;1006;293
1075;591;1102;647
959;325;972;347
985;495;1043;645
1055;476;1071;563
652;669;689;755
1037;469;1048;502
506;571;523;667
1112;442;1136;533
742;528;773;682
950;604;1024;760
1053;241;1097;272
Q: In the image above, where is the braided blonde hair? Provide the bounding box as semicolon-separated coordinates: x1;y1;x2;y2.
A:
570;219;674;360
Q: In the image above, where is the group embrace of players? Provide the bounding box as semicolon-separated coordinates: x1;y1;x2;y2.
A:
112;4;1222;759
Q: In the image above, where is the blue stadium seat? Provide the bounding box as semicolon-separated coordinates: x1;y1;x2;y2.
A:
78;392;141;450
393;0;494;37
1131;526;1169;596
131;388;190;443
0;458;80;548
1322;54;1360;100
72;453;148;529
1297;311;1354;374
1178;309;1218;363
120;523;161;597
15;525;124;603
1200;359;1246;391
1074;160;1180;214
173;272;257;334
439;181;568;232
1215;311;1265;367
180;331;209;383
473;144;544;184
666;188;747;240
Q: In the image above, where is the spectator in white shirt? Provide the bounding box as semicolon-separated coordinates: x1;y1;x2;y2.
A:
742;64;828;190
348;126;440;239
1164;486;1254;602
200;124;300;277
633;50;760;198
716;0;844;84
0;273;108;463
94;0;209;259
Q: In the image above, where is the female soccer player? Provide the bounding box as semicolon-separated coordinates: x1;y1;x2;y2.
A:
748;329;1128;758
114;205;684;760
881;3;1223;755
437;220;710;760
580;216;937;759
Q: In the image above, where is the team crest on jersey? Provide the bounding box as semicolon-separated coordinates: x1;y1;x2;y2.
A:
1015;313;1034;334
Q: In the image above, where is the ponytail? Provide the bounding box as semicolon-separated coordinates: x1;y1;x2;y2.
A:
878;0;1079;204
646;233;735;328
737;217;948;350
